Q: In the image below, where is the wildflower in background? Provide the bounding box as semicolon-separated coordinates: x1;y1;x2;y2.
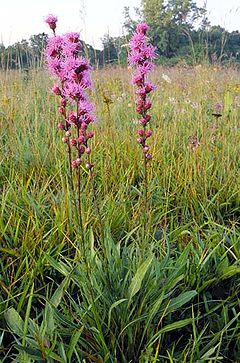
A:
169;97;176;104
209;101;223;145
191;102;198;110
188;135;200;151
212;102;223;118
162;73;172;84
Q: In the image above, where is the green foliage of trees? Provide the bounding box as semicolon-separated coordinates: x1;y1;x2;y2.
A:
0;33;48;69
122;0;240;65
102;34;129;65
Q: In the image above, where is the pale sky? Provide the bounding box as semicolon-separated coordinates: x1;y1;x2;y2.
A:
0;0;239;49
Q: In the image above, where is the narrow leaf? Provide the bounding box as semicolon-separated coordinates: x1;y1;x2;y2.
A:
50;276;70;308
166;290;197;314
67;327;84;361
5;308;24;337
108;299;127;328
128;256;153;303
149;318;193;346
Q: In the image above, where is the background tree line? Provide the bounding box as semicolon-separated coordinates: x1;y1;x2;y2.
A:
1;0;240;69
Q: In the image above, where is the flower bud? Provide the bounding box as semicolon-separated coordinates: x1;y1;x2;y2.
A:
138;129;144;137
146;153;152;160
86;162;93;170
78;135;85;144
132;74;143;86
146;130;152;138
58;123;65;130
144;100;152;110
136;23;149;35
79;145;85;154
136;105;143;114
145;82;154;93
136;99;144;107
85;114;94;124
140;118;147;126
72;159;79;169
45;15;58;31
81;122;87;130
68;112;77;124
70;138;77;146
137;88;146;97
60;98;67;107
87;131;94;139
58;106;65;115
62;137;68;143
144;115;151;122
140;115;151;125
52;85;61;95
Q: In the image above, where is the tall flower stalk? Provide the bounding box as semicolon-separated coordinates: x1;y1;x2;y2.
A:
128;23;156;234
45;15;95;245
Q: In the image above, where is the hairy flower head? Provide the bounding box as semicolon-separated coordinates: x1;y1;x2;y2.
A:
136;23;149;35
45;14;58;31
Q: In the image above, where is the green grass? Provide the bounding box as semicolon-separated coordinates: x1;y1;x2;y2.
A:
0;65;239;362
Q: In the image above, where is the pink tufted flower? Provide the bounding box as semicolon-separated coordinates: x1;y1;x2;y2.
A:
45;14;58;31
136;23;149;35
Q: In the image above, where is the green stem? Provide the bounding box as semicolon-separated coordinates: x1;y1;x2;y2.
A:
88;155;104;242
143;149;148;236
76;103;85;249
67;140;74;191
142;74;149;237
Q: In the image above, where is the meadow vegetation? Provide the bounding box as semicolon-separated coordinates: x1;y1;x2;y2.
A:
0;63;239;361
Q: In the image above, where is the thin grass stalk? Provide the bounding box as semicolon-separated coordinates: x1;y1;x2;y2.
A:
143;147;149;235
87;154;104;242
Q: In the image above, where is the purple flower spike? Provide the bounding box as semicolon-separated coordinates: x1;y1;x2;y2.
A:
45;15;95;173
129;22;156;161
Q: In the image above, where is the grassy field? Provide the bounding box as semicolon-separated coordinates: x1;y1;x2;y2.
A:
0;65;240;362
